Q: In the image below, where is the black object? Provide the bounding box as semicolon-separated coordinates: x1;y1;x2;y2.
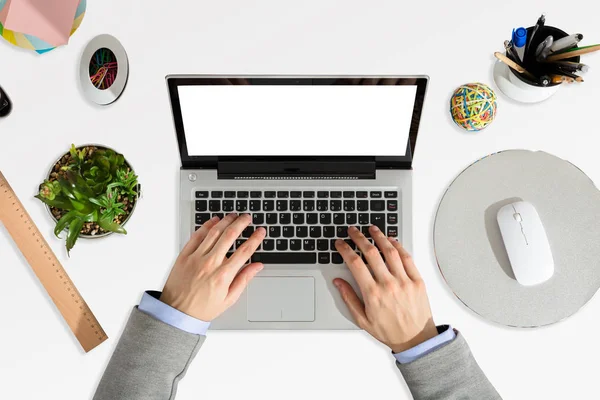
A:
0;86;12;117
510;25;581;87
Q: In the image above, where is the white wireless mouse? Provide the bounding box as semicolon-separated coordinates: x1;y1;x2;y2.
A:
497;201;554;286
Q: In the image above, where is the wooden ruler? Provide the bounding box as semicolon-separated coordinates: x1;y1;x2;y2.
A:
0;171;107;352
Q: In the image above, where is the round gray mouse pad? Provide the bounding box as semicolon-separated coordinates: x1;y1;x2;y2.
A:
434;150;600;327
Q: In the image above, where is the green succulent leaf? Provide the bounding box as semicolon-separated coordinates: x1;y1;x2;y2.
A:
66;218;85;255
98;215;127;235
54;210;80;237
35;194;74;211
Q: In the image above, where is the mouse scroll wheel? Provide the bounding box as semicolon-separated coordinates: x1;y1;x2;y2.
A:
513;213;522;222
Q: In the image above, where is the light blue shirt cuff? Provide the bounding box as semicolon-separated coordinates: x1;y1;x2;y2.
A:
138;291;211;336
393;325;456;364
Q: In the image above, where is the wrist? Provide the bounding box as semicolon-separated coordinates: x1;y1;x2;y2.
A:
390;322;438;354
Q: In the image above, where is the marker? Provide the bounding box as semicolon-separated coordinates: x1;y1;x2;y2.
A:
512;27;528;61
550;34;584;54
526;14;545;55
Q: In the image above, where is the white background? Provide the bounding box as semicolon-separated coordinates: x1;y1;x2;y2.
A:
180;85;415;156
1;0;599;399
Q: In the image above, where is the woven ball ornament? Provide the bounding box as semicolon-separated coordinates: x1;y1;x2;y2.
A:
450;83;497;131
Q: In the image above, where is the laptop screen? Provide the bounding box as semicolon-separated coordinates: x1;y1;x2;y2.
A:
176;79;419;157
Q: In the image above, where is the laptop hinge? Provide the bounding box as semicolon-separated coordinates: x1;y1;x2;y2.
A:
217;161;376;180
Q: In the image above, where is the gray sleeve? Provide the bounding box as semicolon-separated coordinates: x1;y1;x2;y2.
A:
396;331;502;400
93;307;205;400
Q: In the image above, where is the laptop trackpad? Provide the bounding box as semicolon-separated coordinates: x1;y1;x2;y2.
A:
247;277;315;322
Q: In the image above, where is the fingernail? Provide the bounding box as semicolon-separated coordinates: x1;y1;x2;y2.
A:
371;225;379;232
333;280;341;288
335;239;344;246
211;216;220;221
348;226;357;232
229;212;238;218
256;264;264;272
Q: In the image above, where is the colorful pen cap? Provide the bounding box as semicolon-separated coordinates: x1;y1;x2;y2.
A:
512;27;528;48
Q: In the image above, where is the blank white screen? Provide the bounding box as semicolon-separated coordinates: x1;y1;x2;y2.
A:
179;84;417;156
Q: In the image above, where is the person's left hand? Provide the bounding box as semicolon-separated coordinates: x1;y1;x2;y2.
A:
160;213;266;321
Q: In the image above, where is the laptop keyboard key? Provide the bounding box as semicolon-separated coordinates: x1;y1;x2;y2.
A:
211;191;223;198
343;200;355;211
371;213;386;232
209;200;221;212
291;191;302;198
237;191;249;198
265;191;276;198
283;226;295;238
276;239;288;251
387;213;398;224
332;252;343;264
357;200;369;211
250;200;261;211
269;226;281;238
370;191;382;198
251;253;316;264
331;191;342;198
290;200;302;211
333;213;345;225
303;239;316;251
343;191;354;198
317;200;328;211
357;191;368;198
212;213;224;219
303;191;315;198
196;200;207;212
262;239;275;251
196;191;209;198
310;226;322;238
296;226;308;238
236;200;248;212
337;226;348;238
225;191;236;198
330;200;342;211
362;226;371;238
318;253;331;264
317;191;329;198
279;213;291;224
303;200;315;211
196;213;211;224
277;191;289;198
359;213;370;225
276;200;288;211
223;200;234;212
266;213;278;224
385;191;398;198
317;239;329;251
320;213;332;224
306;213;318;225
293;213;305;225
370;200;385;211
242;226;254;238
323;226;335;238
235;239;246;248
387;227;398;237
346;213;357;225
290;239;302;250
250;191;262;198
344;239;356;250
253;213;264;225
263;200;275;211
387;200;398;212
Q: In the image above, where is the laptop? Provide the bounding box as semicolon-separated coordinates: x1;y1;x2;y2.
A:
167;75;428;329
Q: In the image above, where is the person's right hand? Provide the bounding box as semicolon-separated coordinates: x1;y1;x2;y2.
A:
334;226;438;354
160;213;266;321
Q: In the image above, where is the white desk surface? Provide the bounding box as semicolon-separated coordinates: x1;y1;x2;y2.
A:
1;1;598;399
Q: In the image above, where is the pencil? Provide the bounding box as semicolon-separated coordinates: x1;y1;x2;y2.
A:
546;44;600;61
494;52;536;80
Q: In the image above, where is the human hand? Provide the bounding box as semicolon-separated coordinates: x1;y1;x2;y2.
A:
333;226;438;353
160;213;266;321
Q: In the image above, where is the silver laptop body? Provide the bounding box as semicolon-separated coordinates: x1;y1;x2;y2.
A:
167;75;428;329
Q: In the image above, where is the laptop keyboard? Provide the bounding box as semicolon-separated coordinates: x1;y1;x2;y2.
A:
194;189;401;264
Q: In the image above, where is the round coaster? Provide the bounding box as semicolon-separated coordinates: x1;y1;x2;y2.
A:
79;34;129;105
434;150;600;327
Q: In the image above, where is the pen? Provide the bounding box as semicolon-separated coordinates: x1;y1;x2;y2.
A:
526;13;545;55
547;44;600;61
504;40;521;63
512;27;528;62
545;60;590;73
536;35;554;60
549;34;584;54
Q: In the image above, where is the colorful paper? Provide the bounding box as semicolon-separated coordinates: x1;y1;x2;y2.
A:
0;0;86;54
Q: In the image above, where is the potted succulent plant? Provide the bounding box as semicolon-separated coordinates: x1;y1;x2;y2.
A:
36;144;140;254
